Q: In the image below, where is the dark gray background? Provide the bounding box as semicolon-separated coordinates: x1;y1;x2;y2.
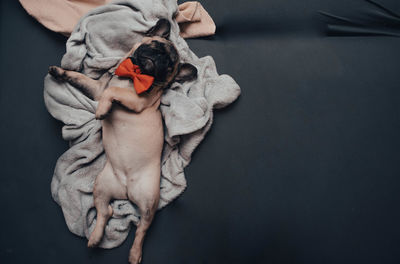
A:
1;0;400;263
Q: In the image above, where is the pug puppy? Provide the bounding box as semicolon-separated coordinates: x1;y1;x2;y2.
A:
48;19;197;264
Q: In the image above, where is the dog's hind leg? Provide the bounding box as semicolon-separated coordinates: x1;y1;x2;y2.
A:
48;66;103;100
88;161;127;248
127;169;160;264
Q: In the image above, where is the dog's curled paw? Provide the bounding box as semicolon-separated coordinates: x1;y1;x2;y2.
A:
95;113;108;120
95;98;113;120
48;66;67;81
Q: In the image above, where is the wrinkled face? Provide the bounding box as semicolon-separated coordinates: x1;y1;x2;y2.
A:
128;19;198;88
131;36;180;86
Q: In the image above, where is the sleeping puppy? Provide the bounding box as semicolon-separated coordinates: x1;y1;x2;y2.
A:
48;19;197;264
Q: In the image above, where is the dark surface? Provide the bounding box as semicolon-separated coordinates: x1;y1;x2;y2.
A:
1;0;400;263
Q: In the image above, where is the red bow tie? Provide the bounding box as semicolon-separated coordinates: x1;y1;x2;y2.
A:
114;58;154;95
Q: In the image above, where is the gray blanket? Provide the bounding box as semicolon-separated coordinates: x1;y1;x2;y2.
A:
44;0;240;249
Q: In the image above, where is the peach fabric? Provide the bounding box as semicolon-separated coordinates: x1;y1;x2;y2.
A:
175;1;216;38
19;0;216;38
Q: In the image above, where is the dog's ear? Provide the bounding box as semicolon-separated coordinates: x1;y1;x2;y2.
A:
146;19;171;39
175;63;198;83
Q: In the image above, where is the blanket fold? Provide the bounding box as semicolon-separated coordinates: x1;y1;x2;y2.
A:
44;0;240;249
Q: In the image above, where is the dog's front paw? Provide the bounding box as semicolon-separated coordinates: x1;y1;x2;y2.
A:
95;99;113;120
48;66;67;81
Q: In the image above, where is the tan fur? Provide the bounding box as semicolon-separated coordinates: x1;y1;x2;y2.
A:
49;35;180;264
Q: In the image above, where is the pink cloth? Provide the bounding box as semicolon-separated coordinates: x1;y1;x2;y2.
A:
19;0;216;38
175;1;216;38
